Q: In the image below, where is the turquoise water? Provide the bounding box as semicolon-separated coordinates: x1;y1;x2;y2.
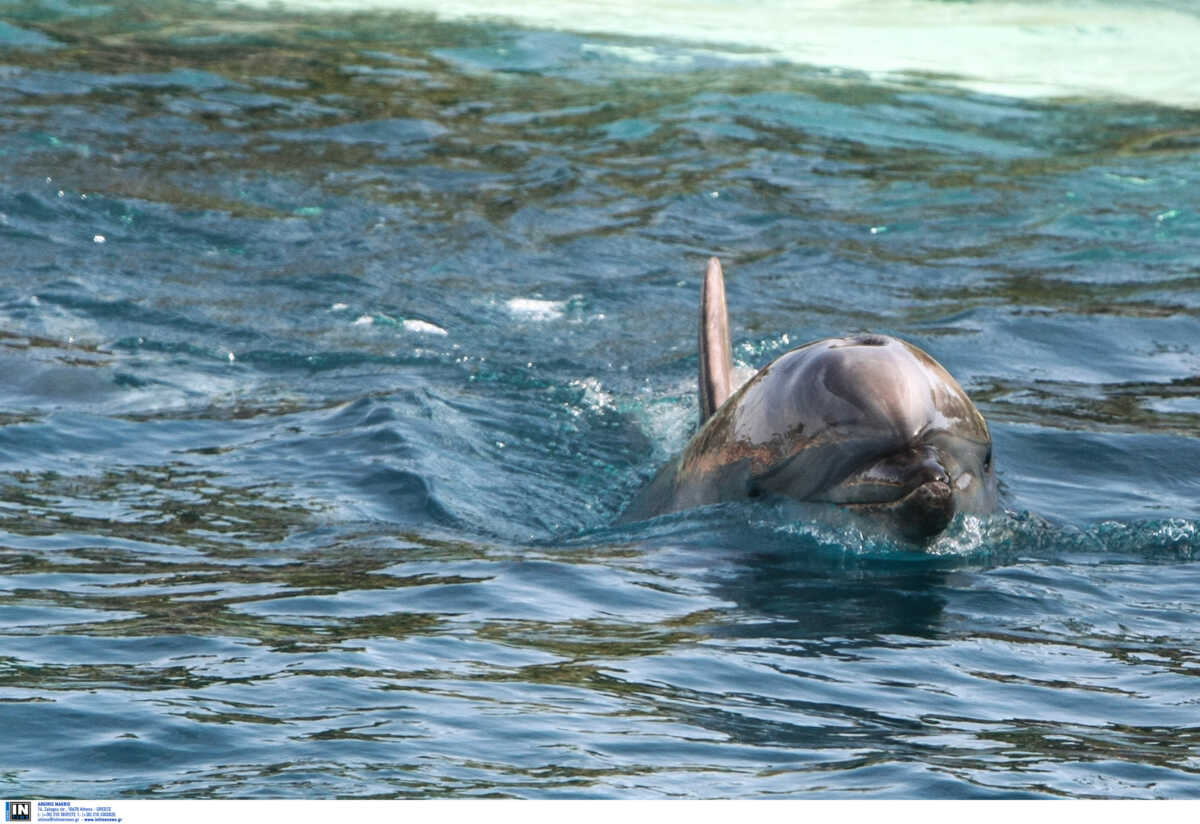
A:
1;0;1199;799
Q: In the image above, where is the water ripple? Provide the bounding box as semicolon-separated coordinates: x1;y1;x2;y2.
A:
1;0;1199;800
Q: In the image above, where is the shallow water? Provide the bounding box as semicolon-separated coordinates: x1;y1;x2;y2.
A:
1;0;1199;799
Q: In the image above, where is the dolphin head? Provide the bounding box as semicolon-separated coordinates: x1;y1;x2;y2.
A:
734;335;996;542
623;259;999;540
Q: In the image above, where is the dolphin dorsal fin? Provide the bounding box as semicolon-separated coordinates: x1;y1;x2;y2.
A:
698;256;733;424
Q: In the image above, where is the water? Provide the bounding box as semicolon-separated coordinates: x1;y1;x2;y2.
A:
1;0;1199;800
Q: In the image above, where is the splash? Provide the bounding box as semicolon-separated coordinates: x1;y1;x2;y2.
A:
600;502;1200;569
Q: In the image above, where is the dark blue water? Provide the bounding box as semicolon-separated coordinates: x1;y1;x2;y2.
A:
1;0;1199;799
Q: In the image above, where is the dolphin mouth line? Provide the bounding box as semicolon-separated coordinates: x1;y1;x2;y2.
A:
844;479;953;512
846;479;956;542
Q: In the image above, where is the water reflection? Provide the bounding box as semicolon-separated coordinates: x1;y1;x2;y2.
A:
715;560;951;640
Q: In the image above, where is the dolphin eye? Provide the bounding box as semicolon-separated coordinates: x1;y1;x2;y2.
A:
983;447;993;472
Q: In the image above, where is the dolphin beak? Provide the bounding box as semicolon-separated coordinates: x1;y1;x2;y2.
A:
888;479;954;542
825;445;957;542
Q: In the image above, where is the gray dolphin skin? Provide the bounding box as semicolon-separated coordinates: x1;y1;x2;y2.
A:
623;258;998;542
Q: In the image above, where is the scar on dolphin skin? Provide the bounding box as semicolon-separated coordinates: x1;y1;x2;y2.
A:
622;257;998;543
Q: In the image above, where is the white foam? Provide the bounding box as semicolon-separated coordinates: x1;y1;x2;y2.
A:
403;318;448;335
230;0;1200;108
350;312;447;334
506;297;565;321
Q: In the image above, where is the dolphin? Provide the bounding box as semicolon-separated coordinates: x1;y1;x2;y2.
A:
623;258;997;542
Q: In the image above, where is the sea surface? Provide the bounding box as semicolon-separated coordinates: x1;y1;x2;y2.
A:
1;0;1199;800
